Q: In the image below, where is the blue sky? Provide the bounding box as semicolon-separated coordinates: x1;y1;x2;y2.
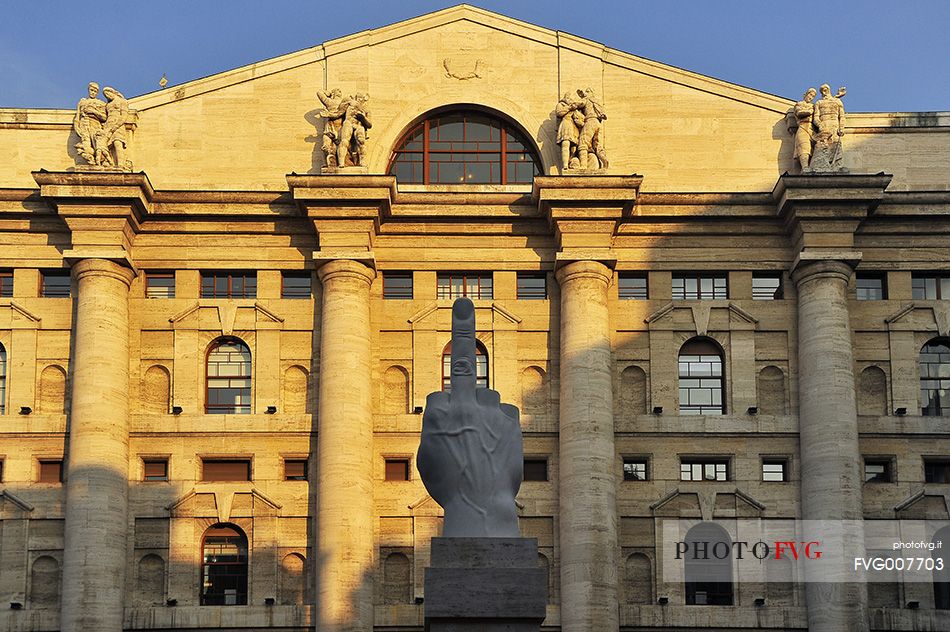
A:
1;0;948;112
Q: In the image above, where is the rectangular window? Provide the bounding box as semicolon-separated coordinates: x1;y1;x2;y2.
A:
618;274;649;300
437;273;492;300
680;458;729;482
383;272;413;299
143;459;169;481
523;458;549;482
912;274;950;300
38;460;63;483
384;458;410;481
145;272;175;298
856;274;886;300
622;458;648;481
672;274;727;300
924;459;950;484
864;458;893;483
281;272;312;299
762;459;788;482
202;459;251;482
0;271;12;298
516;273;547;300
284;459;308;481
752;274;783;300
0;459;4;482
41;271;71;298
200;271;257;299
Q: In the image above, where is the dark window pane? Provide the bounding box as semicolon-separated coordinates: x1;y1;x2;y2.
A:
281;273;312;299
144;459;169;481
284;459;308;481
856;274;886;300
201;272;257;299
39;460;63;483
619;274;648;299
202;460;251;482
201;525;248;606
752;274;782;300
673;274;727;300
920;341;950;416
623;459;648;481
523;458;548;481
925;460;950;484
864;459;892;483
517;273;547;300
385;459;410;481
436;273;492;300
0;271;13;298
41;271;71;298
146;272;175;298
680;459;729;481
383;272;413;299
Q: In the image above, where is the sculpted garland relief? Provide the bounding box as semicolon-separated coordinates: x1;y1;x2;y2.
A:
317;89;373;169
73;82;134;171
786;84;847;173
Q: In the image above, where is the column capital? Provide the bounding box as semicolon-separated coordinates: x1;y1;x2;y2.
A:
790;252;861;288
555;259;613;286
316;258;376;285
70;258;136;287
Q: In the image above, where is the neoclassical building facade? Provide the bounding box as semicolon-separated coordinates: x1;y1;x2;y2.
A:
1;5;950;632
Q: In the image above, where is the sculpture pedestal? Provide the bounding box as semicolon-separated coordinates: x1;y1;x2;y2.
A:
424;538;547;632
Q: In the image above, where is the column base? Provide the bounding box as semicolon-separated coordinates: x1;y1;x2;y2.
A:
424;538;547;631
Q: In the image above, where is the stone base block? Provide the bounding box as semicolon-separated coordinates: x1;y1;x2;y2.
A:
424;538;546;632
320;166;369;174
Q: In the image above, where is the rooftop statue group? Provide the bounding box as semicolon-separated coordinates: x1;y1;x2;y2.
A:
786;84;847;173
556;87;609;172
317;89;373;169
73;82;134;171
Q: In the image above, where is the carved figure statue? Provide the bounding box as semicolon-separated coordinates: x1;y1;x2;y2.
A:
73;83;133;170
73;82;107;165
316;89;345;168
555;91;585;171
810;84;847;172
417;298;523;538
575;87;609;170
786;87;817;172
317;89;372;169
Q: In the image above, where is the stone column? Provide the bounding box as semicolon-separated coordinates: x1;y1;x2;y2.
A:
792;258;867;632
60;258;134;632
555;260;619;632
315;259;375;632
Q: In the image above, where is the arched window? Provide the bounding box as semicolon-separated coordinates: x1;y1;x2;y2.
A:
0;343;6;415
201;524;248;606
684;522;733;605
206;338;251;414
678;338;725;415
442;340;488;391
388;110;542;185
920;339;950;416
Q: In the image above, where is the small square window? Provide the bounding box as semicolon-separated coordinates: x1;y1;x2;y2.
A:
680;458;729;481
523;458;548;482
383;272;413;300
202;459;251;482
864;458;893;483
285;459;308;481
856;274;886;300
752;274;783;300
618;274;648;300
517;273;547;300
384;458;410;481
143;459;169;481
145;272;175;298
924;459;950;484
762;459;788;482
0;271;12;298
622;458;648;481
281;272;312;299
200;271;257;299
38;460;63;483
41;271;71;298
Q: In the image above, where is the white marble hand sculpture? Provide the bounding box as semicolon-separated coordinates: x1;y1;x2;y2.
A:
417;298;523;537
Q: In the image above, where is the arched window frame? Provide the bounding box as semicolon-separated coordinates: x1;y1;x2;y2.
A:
201;523;248;606
678;338;725;415
388;109;542;185
206;337;252;414
441;340;488;391
920;339;950;416
683;522;734;606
